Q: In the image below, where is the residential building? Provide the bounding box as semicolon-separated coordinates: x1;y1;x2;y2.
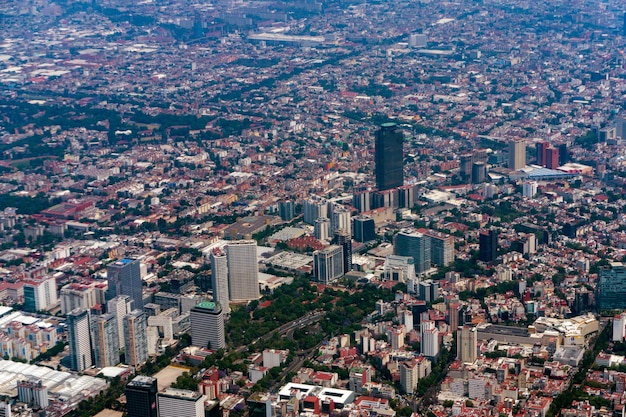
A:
92;313;120;368
210;248;230;315
67;308;92;372
107;295;133;352
421;320;439;358
124;310;148;367
17;379;48;409
23;277;57;312
60;283;98;315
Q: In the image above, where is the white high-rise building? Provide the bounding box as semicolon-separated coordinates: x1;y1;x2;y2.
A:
210;248;230;314
420;320;439;358
0;401;10;417
382;255;415;283
314;217;331;242
330;205;352;237
67;308;92;371
24;276;58;312
226;240;259;302
303;197;329;225
614;313;626;342
157;388;206;417
107;295;133;350
60;283;98;315
522;181;538;198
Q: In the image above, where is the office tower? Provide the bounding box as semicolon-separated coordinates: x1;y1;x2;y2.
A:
558;143;569;165
546;147;559;169
382;255;415;282
330;205;352;236
448;302;460;333
522;181;538;198
398;184;417;209
471;162;486;184
92;314;120;368
352;190;372;213
353;215;376;242
460;154;473;181
60;283;98;315
418;280;439;303
17;379;48;409
23;276;58;312
409;33;427;48
107;258;143;310
373;188;399;209
535;141;549;166
107;295;133;350
158;388;205;417
332;229;352;274
190;301;225;349
508;139;526;171
598;262;626;310
375;123;404;190
226;240;259;302
457;326;477;364
394;230;431;274
421;230;454;267
313;245;344;284
210;248;230;315
278;200;295;221
124;310;148;367
126;376;158;417
0;401;10;417
303;197;328;225
67;308;92;372
478;229;498;262
314;217;331;242
420;320;439;358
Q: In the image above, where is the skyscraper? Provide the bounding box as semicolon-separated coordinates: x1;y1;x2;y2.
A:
278;200;295;221
457;326;477;364
106;295;133;351
330;204;352;237
67;308;92;372
92;313;120;368
124;310;148;367
598;262;626;310
375;123;404;190
313;245;344;284
394;230;431;274
210;248;230;315
107;258;143;310
23;276;58;313
126;376;158;417
303;197;329;225
478;230;498;262
332;229;352;274
226;240;259;302
353;215;376;243
508;139;526;171
471;162;486;184
546;147;559;169
535;141;549;166
190;301;225;350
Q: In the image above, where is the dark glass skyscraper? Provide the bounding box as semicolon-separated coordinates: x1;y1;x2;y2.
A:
107;258;143;310
478;230;498;262
126;376;158;417
375;123;404;190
